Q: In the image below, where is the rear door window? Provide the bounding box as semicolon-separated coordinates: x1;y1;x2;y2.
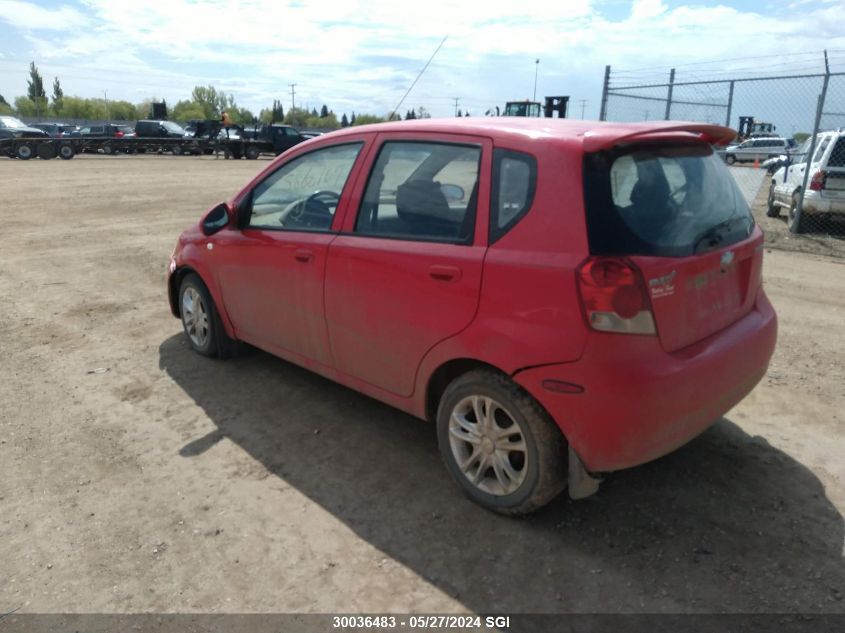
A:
354;141;481;244
584;143;754;256
813;137;831;163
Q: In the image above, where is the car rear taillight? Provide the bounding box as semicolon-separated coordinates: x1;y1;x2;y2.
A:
115;130;124;138
577;257;656;335
809;170;826;191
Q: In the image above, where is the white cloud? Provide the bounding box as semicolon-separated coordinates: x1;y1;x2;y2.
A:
0;0;88;30
0;0;843;118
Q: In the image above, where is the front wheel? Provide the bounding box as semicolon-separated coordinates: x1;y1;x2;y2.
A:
178;273;237;358
725;154;736;165
15;142;34;160
436;370;567;515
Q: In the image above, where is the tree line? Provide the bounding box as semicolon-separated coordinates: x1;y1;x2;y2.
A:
0;62;437;129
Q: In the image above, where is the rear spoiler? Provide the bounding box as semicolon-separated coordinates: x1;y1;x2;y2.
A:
582;122;736;153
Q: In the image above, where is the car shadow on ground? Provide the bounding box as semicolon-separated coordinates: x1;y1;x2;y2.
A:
159;334;845;613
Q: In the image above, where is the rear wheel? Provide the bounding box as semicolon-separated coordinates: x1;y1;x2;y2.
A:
58;143;75;160
725;154;736;165
788;190;807;233
102;144;114;155
245;145;260;160
178;273;237;358
436;370;567;515
766;181;780;217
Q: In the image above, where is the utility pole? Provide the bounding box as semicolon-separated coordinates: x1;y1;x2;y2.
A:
578;99;587;119
289;83;297;112
104;90;109;120
533;59;539;102
453;97;460;117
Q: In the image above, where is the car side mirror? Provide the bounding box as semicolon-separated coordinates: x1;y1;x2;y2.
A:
201;203;231;236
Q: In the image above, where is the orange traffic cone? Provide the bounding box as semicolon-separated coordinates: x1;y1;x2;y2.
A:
754;158;760;168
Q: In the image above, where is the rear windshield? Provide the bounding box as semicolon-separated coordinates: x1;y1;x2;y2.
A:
828;137;845;168
583;143;754;256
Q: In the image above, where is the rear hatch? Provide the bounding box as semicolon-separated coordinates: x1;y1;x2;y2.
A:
583;141;761;353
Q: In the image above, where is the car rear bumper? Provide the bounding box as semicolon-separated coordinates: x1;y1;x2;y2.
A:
514;287;777;472
802;191;845;214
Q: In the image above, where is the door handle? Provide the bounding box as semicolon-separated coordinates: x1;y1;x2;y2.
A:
429;264;461;282
294;248;314;263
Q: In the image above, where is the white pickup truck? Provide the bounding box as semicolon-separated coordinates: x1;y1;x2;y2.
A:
766;130;845;232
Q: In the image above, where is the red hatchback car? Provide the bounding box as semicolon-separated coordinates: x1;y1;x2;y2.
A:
168;118;777;514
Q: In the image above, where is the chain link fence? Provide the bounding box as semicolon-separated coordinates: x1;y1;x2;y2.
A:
600;51;845;257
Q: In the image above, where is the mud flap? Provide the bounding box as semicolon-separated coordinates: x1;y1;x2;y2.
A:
568;445;601;499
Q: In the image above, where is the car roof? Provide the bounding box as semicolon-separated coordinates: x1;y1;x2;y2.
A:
324;118;736;151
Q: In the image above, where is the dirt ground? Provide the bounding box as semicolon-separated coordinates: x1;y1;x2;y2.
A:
1;155;844;615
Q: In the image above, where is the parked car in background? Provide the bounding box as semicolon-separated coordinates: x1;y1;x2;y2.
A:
32;122;78;137
71;123;136;154
135;119;186;138
723;136;795;165
0;115;50;140
767;130;845;231
167;118;777;514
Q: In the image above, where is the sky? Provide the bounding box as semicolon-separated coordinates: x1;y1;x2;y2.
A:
0;0;844;121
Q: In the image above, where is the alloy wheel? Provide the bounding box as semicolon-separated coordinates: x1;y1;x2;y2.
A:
448;395;528;496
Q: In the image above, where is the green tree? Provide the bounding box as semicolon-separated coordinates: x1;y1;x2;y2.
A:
319;104;329;118
190;85;222;118
52;77;63;114
340;113;349;127
284;106;310;127
172;99;207;122
350;112;356;125
27;61;48;117
108;100;138;121
351;114;385;126
0;101;12;115
14;96;37;116
0;94;7;106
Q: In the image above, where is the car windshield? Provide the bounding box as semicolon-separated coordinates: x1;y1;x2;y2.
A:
584;142;754;256
0;116;29;129
162;121;185;134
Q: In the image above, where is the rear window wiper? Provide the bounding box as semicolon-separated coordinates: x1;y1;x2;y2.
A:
693;217;747;253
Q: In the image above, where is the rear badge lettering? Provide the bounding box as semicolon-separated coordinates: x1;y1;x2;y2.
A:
649;271;676;298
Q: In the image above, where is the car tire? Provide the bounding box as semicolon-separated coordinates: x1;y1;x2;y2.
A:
58;143;75;160
178;273;237;359
788;190;807;233
245;146;260;160
37;142;56;160
172;146;183;156
766;181;780;217
103;144;114;155
725;154;736;165
436;369;568;515
15;142;34;160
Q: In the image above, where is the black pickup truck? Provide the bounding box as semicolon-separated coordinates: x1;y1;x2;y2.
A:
222;123;311;159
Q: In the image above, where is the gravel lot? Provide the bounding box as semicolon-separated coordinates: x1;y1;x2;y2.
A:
1;155;844;614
